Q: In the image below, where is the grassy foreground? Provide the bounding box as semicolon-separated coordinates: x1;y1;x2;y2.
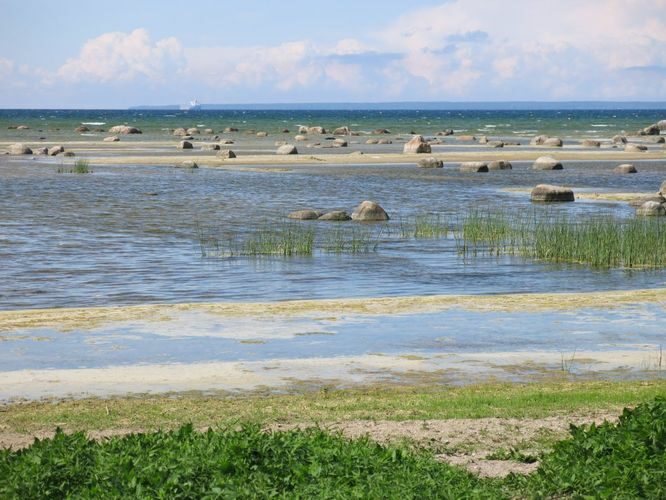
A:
2;380;665;434
1;397;664;498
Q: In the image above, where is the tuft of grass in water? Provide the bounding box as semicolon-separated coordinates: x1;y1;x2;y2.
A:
455;210;666;269
398;215;449;239
322;225;383;253
57;159;92;174
241;223;315;257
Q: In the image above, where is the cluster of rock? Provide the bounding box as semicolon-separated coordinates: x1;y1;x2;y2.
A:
288;201;389;222
6;143;70;156
632;181;666;216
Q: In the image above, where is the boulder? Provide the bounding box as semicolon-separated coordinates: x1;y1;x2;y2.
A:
103;136;120;142
459;161;489;172
333;126;350;135
457;135;476;141
628;194;666;208
625;144;647;152
614;164;637;174
661;180;666;196
223;127;239;133
351;201;390;221
636;201;665;216
182;135;194;140
16;125;29;130
204;128;214;135
201;143;221;151
372;128;390;134
295;135;307;141
487;140;504;148
530;135;548;146
8;143;32;155
377;139;393;144
186;127;200;135
222;140;234;145
63;151;75;157
256;131;268;137
658;119;666;131
530;184;574;202
418;157;444;168
33;147;48;155
318;210;351;221
436;129;454;136
109;125;141;134
282;129;290;133
288;209;320;220
648;136;665;144
217;149;236;159
487;160;513;170
276;144;298;155
333;138;348;147
543;137;563;147
177;140;193;149
612;135;627;144
403;135;431;154
75;126;90;133
478;136;488;144
641;124;660;136
48;145;64;156
532;156;563;170
179;161;198;169
581;139;601;148
365;139;379;144
300;126;325;134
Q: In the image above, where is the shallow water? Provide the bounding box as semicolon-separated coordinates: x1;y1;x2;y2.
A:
2;155;666;310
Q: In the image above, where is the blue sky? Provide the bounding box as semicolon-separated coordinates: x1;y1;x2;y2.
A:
2;0;666;107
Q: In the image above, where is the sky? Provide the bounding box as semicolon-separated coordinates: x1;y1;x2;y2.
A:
1;0;666;108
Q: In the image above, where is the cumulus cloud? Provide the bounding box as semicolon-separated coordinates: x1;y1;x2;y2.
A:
57;29;184;83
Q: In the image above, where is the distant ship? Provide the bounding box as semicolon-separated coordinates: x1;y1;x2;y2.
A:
180;99;202;111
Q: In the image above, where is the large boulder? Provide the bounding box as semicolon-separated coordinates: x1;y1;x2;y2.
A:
658;119;666;131
530;135;548;145
543;137;563;147
276;144;298;155
48;145;65;156
333;126;350;135
33;147;48;155
628;194;666;208
614;163;637;174
288;209;321;220
333;138;348;147
217;149;236;159
256;131;268;137
418;157;443;168
177;140;193;149
581;139;601;148
201;143;221;151
487;160;513;170
459;161;489;172
403;135;431;154
532;156;563;170
318;210;351;221
625;144;647;152
8;143;32;155
660;180;666;196
636;201;665;216
109;125;141;134
351;201;389;221
531;184;574;202
640;124;660;136
173;128;188;136
612;135;627;144
186;127;200;135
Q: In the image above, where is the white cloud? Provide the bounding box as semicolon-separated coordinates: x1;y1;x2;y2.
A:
57;29;184;83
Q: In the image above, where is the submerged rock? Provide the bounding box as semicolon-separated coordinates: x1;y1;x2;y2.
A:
318;210;351;221
487;160;513;170
276;144;298;155
457;135;476;141
531;184;574;202
614;163;637;174
63;151;75;157
418;157;444;168
403;135;431;154
636;201;665;216
288;209;320;220
351;201;389;221
532;156;563;170
459;161;488;172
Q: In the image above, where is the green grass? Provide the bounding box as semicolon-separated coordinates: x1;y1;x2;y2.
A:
322;226;381;253
456;210;666;268
2;398;665;498
56;159;92;174
3;380;664;435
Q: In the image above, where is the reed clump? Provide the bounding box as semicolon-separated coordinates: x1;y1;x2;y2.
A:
56;159;91;174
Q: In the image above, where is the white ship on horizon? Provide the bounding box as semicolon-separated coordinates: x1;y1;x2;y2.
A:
180;99;202;111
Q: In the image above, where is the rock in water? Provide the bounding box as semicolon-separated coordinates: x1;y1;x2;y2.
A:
179;161;198;169
625;144;647;152
201;143;221;151
109;125;142;134
459;162;489;172
487;160;513;170
636;201;666;216
8;143;32;155
177;141;193;149
418;157;444;168
75;126;90;133
173;128;188;136
612;135;627;144
48;145;65;156
581;139;601;147
543;137;563;147
530;184;575;202
288;209;320;220
103;136;120;142
351;201;389;221
217;149;236;159
333;126;350;135
318;211;351;221
276;144;298;155
532;156;563;170
614;164;637;174
403;135;431;154
333;138;348;147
